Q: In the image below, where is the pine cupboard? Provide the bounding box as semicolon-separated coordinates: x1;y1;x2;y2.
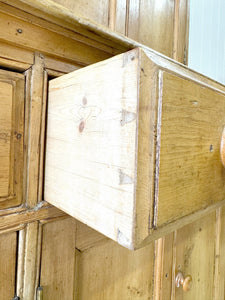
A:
0;0;224;299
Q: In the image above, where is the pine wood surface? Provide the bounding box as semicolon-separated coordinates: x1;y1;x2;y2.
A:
75;237;154;299
0;1;224;300
0;231;17;299
45;46;225;249
40;218;77;300
0;69;24;210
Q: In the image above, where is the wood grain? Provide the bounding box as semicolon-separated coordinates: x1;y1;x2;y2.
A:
156;71;225;226
25;53;46;208
0;69;24;210
175;213;216;300
76;237;154;299
0;231;17;299
45;49;140;248
40;218;77;300
0;10;113;66
45;47;225;248
52;0;109;26
217;206;225;300
138;0;174;57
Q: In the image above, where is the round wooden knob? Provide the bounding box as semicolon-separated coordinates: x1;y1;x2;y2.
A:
175;271;192;292
221;127;225;167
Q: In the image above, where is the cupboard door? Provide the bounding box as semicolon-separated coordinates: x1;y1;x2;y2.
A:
0;70;24;209
45;47;225;249
174;213;216;300
0;231;17;299
40;218;77;300
75;224;154;300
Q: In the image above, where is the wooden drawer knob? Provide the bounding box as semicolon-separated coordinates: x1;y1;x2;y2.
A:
221;127;225;167
175;271;192;292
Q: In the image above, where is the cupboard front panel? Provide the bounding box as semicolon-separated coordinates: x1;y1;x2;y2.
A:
0;70;24;209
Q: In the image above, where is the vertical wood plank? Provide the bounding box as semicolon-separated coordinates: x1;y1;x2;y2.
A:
213;208;222;300
38;71;48;202
127;0;140;40
216;206;225;300
16;229;26;298
153;238;164;300
23;222;39;300
40;218;77;300
138;0;175;57
25;52;46;208
0;231;17;299
108;0;117;31
173;0;190;63
115;0;127;35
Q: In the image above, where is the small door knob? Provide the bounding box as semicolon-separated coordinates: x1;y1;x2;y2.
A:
175;271;192;292
221;127;225;167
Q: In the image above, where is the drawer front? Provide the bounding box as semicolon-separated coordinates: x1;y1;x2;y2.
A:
45;48;225;249
0;70;24;209
155;71;225;227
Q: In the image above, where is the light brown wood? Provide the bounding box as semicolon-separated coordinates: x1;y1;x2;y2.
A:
40;218;77;300
114;0;127;35
22;222;39;299
45;49;140;248
154;233;174;300
0;203;65;231
16;228;26;298
25;53;46;208
153;238;165;300
220;127;225;167
52;0;109;26
156;71;225;226
0;8;116;67
173;0;190;64
38;70;48;203
75;237;154;299
213;208;221;300
217;206;225;300
76;221;108;252
45;47;225;248
175;213;216;300
0;231;17;299
0;69;24;210
138;0;174;57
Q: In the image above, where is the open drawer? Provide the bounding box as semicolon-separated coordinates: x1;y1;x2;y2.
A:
44;47;225;249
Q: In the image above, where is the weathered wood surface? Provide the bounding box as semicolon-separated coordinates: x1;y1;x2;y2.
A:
156;71;225;226
45;47;225;248
0;231;17;299
40;218;77;300
50;0;189;62
0;69;24;209
75;236;154;299
45;49;140;249
174;213;216;300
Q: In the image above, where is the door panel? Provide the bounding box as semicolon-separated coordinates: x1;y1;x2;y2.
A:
75;231;154;299
0;70;24;209
0;231;17;299
175;213;216;300
40;218;76;300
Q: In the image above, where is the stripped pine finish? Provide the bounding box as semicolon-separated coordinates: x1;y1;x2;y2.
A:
0;231;17;299
0;70;24;209
0;0;224;299
45;47;225;249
